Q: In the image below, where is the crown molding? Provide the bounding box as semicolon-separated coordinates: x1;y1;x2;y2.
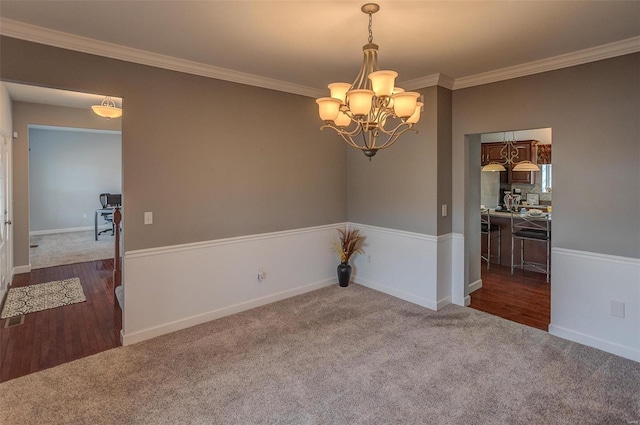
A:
2;18;638;96
401;73;455;91
0;18;325;99
453;36;640;90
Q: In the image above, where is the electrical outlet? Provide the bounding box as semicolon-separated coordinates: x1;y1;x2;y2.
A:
144;212;153;225
441;204;448;217
257;268;265;281
82;213;87;219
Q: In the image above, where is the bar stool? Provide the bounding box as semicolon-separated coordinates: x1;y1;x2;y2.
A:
510;211;551;282
481;208;501;269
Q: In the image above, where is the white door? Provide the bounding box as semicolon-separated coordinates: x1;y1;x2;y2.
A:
0;136;12;293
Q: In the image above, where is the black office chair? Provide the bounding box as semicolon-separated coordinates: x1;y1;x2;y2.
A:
98;193;115;236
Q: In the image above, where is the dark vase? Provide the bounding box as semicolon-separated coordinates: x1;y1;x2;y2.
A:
337;262;352;287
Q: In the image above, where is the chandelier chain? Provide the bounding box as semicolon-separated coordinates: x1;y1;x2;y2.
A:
368;12;373;43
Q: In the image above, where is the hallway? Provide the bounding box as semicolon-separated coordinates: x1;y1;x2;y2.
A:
0;259;120;382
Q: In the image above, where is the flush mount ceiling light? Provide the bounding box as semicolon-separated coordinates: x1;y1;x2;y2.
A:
315;3;423;159
91;96;122;119
482;131;540;172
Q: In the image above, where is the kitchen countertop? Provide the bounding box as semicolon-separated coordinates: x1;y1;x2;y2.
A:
482;209;552;220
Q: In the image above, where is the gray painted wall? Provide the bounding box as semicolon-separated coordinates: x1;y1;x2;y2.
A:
453;53;640;290
1;37;347;267
347;85;452;237
29;128;121;232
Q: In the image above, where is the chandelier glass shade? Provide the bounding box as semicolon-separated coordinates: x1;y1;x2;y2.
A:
315;3;422;158
92;96;122;119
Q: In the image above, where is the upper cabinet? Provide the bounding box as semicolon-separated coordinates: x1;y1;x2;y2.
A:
509;140;536;183
481;143;506;165
481;140;538;184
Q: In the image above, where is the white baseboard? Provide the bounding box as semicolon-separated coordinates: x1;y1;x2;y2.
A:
550;247;639;362
30;225;109;236
353;275;438;311
13;264;31;275
469;279;482;293
549;324;640;362
123;278;335;346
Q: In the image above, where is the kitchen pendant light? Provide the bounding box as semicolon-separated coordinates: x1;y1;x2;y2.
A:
92;96;122;119
482;162;506;172
315;3;422;159
482;131;539;172
512;160;540;172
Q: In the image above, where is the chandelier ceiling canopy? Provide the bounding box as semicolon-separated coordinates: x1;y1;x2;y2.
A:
315;3;422;159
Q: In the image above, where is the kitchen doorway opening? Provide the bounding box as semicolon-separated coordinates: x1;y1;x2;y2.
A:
470;127;552;331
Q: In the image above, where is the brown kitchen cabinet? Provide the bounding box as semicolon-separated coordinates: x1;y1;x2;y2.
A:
481;143;506;165
482;140;537;183
508;140;537;184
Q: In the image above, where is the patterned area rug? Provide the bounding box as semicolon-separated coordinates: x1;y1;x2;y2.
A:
1;278;86;319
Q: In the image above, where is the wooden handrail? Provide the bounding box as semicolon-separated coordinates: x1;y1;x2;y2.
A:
113;206;122;287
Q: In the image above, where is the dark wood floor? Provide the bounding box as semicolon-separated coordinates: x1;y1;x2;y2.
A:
0;259;121;382
469;263;550;331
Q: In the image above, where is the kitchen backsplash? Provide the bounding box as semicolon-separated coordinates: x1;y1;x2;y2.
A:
511;182;552;203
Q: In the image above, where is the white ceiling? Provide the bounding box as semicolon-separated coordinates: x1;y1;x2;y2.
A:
3;82;122;109
1;1;639;103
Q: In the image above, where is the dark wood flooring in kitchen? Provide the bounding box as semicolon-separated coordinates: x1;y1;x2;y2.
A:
0;259;121;382
469;264;550;331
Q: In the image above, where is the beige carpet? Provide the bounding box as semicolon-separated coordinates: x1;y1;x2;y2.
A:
0;284;638;424
30;230;115;269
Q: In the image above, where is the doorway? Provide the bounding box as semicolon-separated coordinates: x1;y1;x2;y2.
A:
0;136;12;301
0;82;124;381
469;128;553;331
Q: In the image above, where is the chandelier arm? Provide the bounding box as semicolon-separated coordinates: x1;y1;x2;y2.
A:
338;132;365;150
352;53;369;89
377;118;410;136
320;123;363;141
331;117;366;137
376;127;418;151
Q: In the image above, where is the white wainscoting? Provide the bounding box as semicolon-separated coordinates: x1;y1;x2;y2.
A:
451;233;467;306
122;224;342;345
549;248;640;362
350;223;452;311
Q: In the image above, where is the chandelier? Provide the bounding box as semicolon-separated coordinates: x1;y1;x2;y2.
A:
482;132;540;172
92;96;122;119
315;3;423;159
